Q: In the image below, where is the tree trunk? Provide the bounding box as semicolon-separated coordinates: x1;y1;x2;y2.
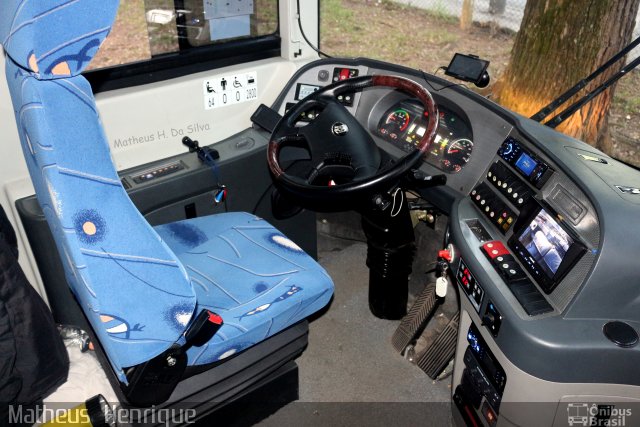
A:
461;0;474;30
492;0;640;154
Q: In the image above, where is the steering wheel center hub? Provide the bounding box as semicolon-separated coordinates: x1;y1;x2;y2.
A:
331;122;349;136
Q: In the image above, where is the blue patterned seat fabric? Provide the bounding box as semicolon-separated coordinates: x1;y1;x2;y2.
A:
155;213;333;365
1;0;334;383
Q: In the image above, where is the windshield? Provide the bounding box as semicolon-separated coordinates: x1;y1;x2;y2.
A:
319;0;640;168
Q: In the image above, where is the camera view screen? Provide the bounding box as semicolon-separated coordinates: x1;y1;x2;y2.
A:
517;209;574;278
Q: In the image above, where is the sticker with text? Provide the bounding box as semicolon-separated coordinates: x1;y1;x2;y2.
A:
203;72;258;110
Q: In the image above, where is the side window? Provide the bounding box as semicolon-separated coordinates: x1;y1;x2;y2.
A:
89;0;279;71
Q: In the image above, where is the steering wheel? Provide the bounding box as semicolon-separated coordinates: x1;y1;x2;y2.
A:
267;75;439;210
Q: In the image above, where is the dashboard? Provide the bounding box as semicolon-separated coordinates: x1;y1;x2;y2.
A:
271;58;612;323
271;58;640;426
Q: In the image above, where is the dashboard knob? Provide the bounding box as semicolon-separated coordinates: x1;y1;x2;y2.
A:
482;313;496;327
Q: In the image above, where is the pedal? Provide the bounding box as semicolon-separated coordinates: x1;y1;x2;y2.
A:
415;312;460;379
391;282;439;353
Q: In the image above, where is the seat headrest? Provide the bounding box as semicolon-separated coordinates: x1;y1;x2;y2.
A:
0;0;120;79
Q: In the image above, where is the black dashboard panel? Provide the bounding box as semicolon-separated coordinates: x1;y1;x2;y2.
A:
271;58;640;387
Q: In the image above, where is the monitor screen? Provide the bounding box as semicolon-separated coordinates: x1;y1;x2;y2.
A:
517;209;574;278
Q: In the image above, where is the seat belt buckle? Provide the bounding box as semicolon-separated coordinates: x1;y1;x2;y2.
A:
184;309;224;347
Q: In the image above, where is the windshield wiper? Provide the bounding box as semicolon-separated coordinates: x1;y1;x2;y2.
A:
530;34;640;128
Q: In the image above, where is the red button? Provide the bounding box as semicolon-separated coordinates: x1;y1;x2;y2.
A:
339;68;350;80
482;241;510;259
208;312;223;325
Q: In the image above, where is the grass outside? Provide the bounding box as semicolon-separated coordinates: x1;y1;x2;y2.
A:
91;0;639;166
321;0;512;76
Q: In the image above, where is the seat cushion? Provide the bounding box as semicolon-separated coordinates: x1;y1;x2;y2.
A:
154;212;334;365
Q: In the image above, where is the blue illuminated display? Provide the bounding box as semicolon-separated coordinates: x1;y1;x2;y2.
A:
499;139;521;163
467;330;481;354
515;152;538;176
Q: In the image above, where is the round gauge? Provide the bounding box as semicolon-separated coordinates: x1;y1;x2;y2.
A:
379;109;411;138
441;138;473;173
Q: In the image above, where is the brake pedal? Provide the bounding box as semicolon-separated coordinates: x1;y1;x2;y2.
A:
391;281;440;353
415;312;460;379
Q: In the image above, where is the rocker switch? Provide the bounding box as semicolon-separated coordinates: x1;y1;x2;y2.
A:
481;241;510;259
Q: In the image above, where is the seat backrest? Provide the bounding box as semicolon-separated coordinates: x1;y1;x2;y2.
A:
1;0;196;382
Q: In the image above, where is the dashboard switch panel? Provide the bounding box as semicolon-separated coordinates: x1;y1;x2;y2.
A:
470;184;516;233
336;92;355;106
487;161;531;208
457;259;484;310
494;256;528;283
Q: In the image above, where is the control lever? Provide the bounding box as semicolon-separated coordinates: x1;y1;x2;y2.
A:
408;170;447;188
182;136;220;162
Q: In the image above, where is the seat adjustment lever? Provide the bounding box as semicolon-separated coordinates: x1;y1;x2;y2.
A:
184;309;224;347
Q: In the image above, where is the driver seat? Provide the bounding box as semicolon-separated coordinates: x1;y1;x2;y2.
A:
1;0;333;406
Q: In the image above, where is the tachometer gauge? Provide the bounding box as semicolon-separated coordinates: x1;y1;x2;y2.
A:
441;138;473;173
379;109;411;139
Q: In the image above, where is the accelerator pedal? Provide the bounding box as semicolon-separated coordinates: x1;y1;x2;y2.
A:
391;281;440;353
415;312;460;379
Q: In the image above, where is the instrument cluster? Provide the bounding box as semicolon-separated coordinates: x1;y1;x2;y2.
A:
377;100;474;173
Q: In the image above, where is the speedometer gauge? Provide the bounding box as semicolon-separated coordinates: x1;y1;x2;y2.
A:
379;109;411;139
441;138;473;173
